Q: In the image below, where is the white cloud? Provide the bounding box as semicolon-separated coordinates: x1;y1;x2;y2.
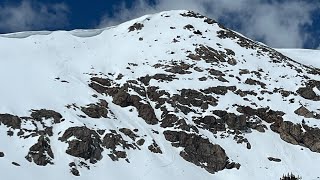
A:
98;0;319;48
0;1;69;33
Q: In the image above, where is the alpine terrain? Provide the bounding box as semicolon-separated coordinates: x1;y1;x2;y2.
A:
0;10;319;180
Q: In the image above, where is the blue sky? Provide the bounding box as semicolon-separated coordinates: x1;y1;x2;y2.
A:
0;0;319;49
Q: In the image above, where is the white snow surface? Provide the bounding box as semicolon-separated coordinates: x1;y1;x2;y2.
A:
277;48;320;68
0;10;319;180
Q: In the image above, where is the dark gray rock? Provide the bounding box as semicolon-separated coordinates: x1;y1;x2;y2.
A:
30;109;63;123
294;106;319;119
59;127;103;164
148;140;162;154
112;91;158;125
0;114;21;129
163;130;235;173
268;157;281;162
12;162;20;166
136;139;145;146
71;168;80;176
128;23;144;32
119;128;139;140
271;121;320;153
25;136;54;166
81;100;108;118
102;132;135;150
297;87;316;99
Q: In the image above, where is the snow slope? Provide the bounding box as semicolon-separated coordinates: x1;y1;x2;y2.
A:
0;10;319;180
277;48;320;68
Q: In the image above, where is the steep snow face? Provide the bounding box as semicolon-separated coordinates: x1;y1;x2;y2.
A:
0;10;320;180
277;48;320;68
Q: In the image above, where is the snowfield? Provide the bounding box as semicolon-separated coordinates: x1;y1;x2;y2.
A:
0;10;319;180
277;48;320;69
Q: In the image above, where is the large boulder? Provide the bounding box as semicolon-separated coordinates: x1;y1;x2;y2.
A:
25;136;54;166
0;114;21;129
59;127;103;163
163;130;234;173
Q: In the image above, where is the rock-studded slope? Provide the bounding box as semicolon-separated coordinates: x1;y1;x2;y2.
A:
0;10;320;180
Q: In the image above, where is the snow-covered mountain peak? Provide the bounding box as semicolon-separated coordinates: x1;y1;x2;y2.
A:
0;10;319;180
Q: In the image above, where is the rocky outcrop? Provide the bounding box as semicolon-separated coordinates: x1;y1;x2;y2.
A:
148;140;162;154
102;130;137;161
245;78;266;89
112;90;158;125
81;100;109;118
271;121;320;153
171;89;218;111
119;128;139;140
163;130;236;173
201;86;236;95
0;114;21;129
128;23;144;32
294;106;320;119
25;136;54;166
30;109;63;124
102;131;136;150
59;127;103;163
193;116;226;133
297;87;319;101
139;74;177;86
297;81;320;101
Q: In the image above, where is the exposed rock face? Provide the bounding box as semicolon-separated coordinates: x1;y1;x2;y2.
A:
102;130;138;161
294;106;320;119
119;128;139;140
201;86;236;95
0;114;21;129
148;140;162;154
171;89;218;110
236;106;285;124
25;136;54;166
139;73;177;86
81;100;109;118
163;130;232;173
271;121;320;153
297;80;320;101
69;162;80;176
102;131;136;150
128;23;144;32
59;127;103;163
194;116;226;133
245;78;266;89
294;106;313;118
0;109;64;140
70;168;80;176
30;109;63;123
90;77;112;86
112;90;158;125
136;139;145;146
297;87;319;100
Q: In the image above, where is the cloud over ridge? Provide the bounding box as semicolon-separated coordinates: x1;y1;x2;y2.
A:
99;0;319;48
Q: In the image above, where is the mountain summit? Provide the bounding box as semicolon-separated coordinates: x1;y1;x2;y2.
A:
0;10;319;180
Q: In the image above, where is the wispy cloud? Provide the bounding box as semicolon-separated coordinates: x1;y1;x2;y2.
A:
98;0;319;48
0;1;69;33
